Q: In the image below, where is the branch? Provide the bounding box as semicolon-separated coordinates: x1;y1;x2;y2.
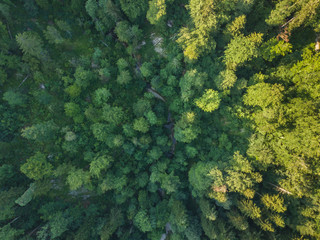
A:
8;216;20;224
6;22;13;40
281;17;296;28
27;225;41;237
18;75;29;88
267;182;293;195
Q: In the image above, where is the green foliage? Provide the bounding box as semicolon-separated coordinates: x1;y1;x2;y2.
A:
266;0;320;31
199;198;217;221
90;155;113;178
177;0;217;60
100;208;124;240
0;188;24;221
189;162;214;197
195;89;220;112
117;70;132;85
0;224;23;240
244;83;284;108
67;168;91;190
227;209;249;231
216;69;237;90
170;200;188;232
238;199;261;219
102;104;126;125
134;210;153;232
3;91;26;107
44;26;64;44
261;38;292;61
74;66;94;88
115;21;142;45
133;117;150;133
146;0;166;25
2;1;320;239
140;62;153;78
85;0;97;19
179;70;206;102
16;31;44;58
120;0;148;21
65;84;81;98
224;33;263;70
20;152;53;180
93;88;111;106
65;102;81;117
175;112;200;143
227;15;246;37
261;194;287;213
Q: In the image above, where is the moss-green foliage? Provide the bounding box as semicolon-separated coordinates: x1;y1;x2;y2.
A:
195;89;220;112
1;1;320;239
20;152;53;180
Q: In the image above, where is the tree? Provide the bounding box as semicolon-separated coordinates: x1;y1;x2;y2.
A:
93;88;111;106
179;70;206;102
119;0;148;21
102;104;126;125
199;198;217;221
176;0;217;60
67;168;91;190
224;33;263;70
195;89;221;112
140;62;153;78
243;83;284;109
85;0;98;19
117;70;132;85
16;31;44;59
227;209;249;231
133;117;150;133
90;155;113;178
215;69;237;90
100;208;124;240
226;15;246;37
65;102;83;123
65;102;81;117
3;91;26;107
261;194;287;213
237;199;261;219
0;224;23;240
0;187;24;221
146;0;166;25
115;21;132;44
261;38;292;61
74;66;94;88
266;0;320;31
21;121;59;142
170;200;188;233
44;26;64;44
134;210;153;232
20;152;53;180
189;162;215;197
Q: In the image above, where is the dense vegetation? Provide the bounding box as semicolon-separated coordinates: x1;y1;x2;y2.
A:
0;0;319;239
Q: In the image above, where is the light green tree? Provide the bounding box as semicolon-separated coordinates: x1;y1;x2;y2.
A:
134;210;153;232
261;194;287;213
133;117;150;133
20;152;53;180
195;89;221;112
224;33;263;70
67;168;91;190
146;0;166;25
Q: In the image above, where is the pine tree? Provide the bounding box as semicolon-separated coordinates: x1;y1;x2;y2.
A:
16;31;44;59
20;152;53;180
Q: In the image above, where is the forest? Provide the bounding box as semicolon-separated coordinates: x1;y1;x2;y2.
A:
0;0;319;239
